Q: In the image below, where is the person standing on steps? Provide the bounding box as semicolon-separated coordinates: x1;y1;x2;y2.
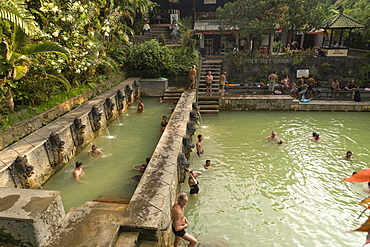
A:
171;193;198;247
188;65;197;90
205;71;213;96
219;72;227;96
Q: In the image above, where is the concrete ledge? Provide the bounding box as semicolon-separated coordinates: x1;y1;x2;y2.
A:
0;188;64;246
220;95;293;111
123;91;196;246
139;78;168;97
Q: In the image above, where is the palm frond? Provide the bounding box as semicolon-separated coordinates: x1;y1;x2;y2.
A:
13;64;28;80
22;42;70;60
0;0;36;35
46;69;71;91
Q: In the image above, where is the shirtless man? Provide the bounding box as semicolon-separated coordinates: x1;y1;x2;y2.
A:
266;131;278;140
204;159;212;170
73;161;91;183
342;151;354;159
88;145;104;158
137;99;144;113
219;72;227;96
171;193;198;247
188;65;197;90
331;79;341;98
268;71;278;93
205;71;213;96
196;134;204;156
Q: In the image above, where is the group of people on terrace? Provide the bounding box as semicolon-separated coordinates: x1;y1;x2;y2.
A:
268;71;361;101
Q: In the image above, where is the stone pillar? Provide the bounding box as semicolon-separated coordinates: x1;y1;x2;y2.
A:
104;97;115;120
0;188;65;247
182;135;195;160
125;85;133;104
88;105;102;132
177;153;190;185
8;156;35;189
70;118;86;147
115;89;125;111
44;133;65;167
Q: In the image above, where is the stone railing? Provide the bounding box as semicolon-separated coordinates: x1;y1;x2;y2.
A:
122;91;197;246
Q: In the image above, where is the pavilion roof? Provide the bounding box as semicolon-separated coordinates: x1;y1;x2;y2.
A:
322;13;364;29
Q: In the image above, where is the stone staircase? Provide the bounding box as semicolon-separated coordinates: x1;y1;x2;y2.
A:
197;58;223;114
163;87;184;101
131;25;180;46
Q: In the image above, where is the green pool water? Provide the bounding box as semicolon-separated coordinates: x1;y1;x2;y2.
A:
43;97;172;212
183;111;370;247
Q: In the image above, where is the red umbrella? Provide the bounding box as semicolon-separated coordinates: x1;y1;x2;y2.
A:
343;169;370;182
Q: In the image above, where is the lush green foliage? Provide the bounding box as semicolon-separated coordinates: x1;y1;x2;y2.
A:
217;0;326;44
125;39;197;78
336;0;370;49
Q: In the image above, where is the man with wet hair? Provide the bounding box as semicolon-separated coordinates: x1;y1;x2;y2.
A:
171;193;197;247
196;134;204;156
204;160;212;170
88;144;104;158
342;151;354;160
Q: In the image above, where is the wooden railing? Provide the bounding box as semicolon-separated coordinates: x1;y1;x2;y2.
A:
195;12;217;20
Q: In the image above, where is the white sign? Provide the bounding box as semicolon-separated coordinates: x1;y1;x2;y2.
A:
296;69;309;78
204;0;216;4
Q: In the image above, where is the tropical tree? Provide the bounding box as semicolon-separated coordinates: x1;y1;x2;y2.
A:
0;0;37;35
217;0;326;47
0;26;69;111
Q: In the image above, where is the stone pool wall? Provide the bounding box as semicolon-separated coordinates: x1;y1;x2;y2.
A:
0;78;140;189
220;95;294;111
122;91;197;246
0;74;127;151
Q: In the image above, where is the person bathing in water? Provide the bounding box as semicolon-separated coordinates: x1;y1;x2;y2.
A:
88;144;104;159
73;161;91;183
196;134;204;156
342;151;354;160
312;132;321;141
266;131;278;139
188;170;201;196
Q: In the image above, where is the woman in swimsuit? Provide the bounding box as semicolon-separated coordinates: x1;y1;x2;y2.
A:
188;170;201;196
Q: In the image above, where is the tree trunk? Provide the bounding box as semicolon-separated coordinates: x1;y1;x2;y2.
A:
5;89;15;112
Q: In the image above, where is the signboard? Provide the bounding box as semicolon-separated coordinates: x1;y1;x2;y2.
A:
296;69;309;78
204;0;216;4
326;49;348;57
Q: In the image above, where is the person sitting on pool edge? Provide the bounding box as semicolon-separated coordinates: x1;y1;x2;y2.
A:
342;151;354;159
266;131;278;139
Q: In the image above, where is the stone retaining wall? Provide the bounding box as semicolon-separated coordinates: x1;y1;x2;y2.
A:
122;91;197;246
220;95;294;111
223;56;368;84
0;74;126;151
0;78;140;189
